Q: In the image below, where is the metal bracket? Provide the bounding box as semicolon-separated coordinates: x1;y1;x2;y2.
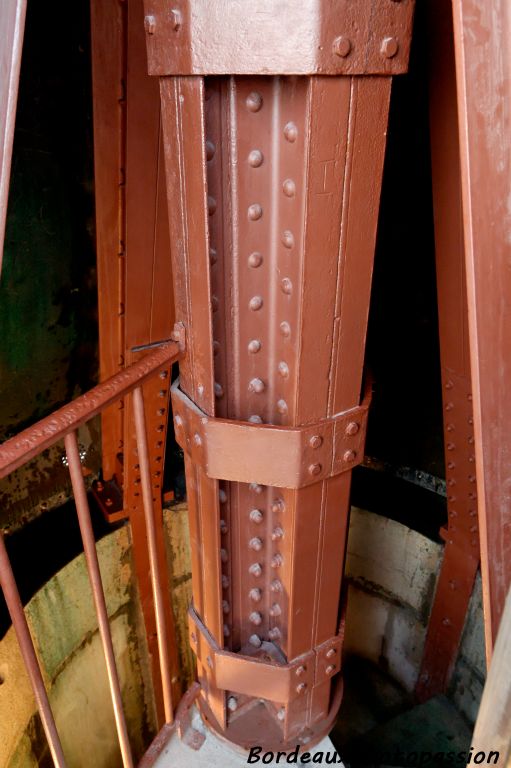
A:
171;380;370;489
143;0;415;76
188;607;341;704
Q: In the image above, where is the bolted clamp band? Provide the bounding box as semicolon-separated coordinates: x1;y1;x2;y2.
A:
171;380;370;489
188;606;342;704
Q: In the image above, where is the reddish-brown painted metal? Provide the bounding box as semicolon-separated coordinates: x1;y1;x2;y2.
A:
452;0;511;656
150;0;411;743
91;0;180;723
416;0;479;701
0;532;67;768
0;342;181;766
65;430;135;768
143;0;415;77
0;0;26;270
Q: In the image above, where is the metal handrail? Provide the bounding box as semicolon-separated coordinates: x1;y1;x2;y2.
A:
0;340;181;768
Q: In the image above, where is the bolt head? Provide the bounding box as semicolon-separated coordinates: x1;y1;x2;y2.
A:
325;664;335;675
295;665;306;677
345;421;360;436
170;9;181;31
296;682;307;694
308;463;322;476
333;35;351;57
343;449;357;463
227;696;238;712
381;36;399;58
309;435;323;449
144;15;156;34
326;648;337;659
277;708;286;721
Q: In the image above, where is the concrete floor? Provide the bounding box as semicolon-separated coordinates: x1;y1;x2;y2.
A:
331;657;473;767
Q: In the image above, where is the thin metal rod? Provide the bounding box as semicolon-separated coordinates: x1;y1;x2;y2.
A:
0;340;181;479
132;385;174;723
0;532;67;768
64;431;134;768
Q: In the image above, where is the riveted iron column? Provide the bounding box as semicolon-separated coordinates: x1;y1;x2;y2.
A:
144;0;415;750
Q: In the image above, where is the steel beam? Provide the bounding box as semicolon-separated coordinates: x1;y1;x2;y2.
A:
145;0;414;748
452;0;511;656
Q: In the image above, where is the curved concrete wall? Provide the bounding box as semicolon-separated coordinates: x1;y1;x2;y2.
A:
0;507;485;766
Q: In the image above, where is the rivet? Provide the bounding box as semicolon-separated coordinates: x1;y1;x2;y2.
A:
159;370;168;379
270;603;282;617
345;421;359;436
446;423;455;432
249;414;263;423
326;648;337;659
220;519;228;535
96;481;104;492
208;196;217;216
249;588;262;602
309;463;322;476
280;321;291;338
269;627;281;640
227;696;238;712
272;527;284;541
249;562;263;577
249;634;262;648
445;380;453;389
210;247;218;265
283;179;296;197
193;433;202;446
246;92;263;112
283;122;298;142
105;498;113;507
250;508;264;523
271;579;283;593
296;683;307;694
447;442;455;451
249;377;265;394
211;294;219;312
325;665;335;675
343;450;356;463
468;394;472;402
249;295;263;311
248;251;263;268
250;483;264;494
249;611;263;626
445;402;454;411
206;140;216;161
222;574;230;589
248;339;262;354
271;553;283;569
381;36;399;58
334;35;352;58
447;461;456;470
442;617;451;627
214;382;224;398
468;436;475;444
249;537;263;551
213;340;220;356
309;435;322;449
282;230;295;249
278;361;289;378
469;475;476;483
170;9;181;31
158;390;167;398
248;149;264;167
281;278;293;295
271;499;285;514
277;399;288;415
144;15;156;34
221;548;228;563
219;488;227;504
175;415;183;427
248;204;263;221
223;624;230;637
222;600;230;614
277;708;286;721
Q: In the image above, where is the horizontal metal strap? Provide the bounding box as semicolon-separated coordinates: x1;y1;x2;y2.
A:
171;380;369;489
188;607;341;704
143;0;415;77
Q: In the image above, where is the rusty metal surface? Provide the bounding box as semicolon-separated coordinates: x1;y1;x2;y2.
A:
0;0;26;271
416;0;479;701
157;53;395;746
452;0;511;655
172;380;369;488
143;0;414;77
